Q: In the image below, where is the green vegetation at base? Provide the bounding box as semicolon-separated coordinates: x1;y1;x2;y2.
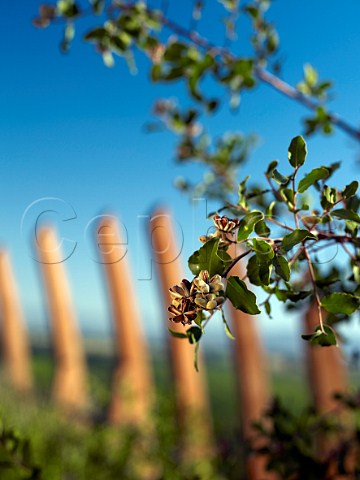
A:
0;348;312;480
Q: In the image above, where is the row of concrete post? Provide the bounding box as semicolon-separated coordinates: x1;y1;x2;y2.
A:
0;208;349;479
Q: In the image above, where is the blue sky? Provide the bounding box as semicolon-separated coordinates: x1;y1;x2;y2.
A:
1;1;360;352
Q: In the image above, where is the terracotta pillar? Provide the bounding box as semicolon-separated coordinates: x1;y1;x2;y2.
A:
96;216;153;426
227;244;274;480
304;302;353;478
304;302;348;414
36;226;88;411
149;208;214;457
0;250;33;392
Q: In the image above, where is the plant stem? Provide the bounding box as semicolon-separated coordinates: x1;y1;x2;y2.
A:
47;1;360;143
254;67;360;141
304;247;325;333
222;249;251;278
292;167;300;229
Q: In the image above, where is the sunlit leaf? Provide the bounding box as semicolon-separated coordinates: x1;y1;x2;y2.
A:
272;169;289;185
221;309;235;340
226;276;260;314
168;329;187;339
297;167;329;193
237;211;264;241
301;324;338;347
342;181;359;199
281;229;317;252
332;209;360;223
288;136;307;168
273;255;290;281
188;238;232;277
321;292;359;315
186;326;202;344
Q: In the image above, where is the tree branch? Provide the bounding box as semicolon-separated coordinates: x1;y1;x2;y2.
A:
255;68;360;142
222;249;251;278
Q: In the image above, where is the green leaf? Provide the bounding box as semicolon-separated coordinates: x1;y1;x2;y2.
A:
275;289;311;302
265;201;276;218
151;64;162;81
302;324;338;347
57;0;80;17
226;276;260;314
281;229;317;252
304;63;318;87
168;329;187;339
264;300;271;317
252;239;274;261
280;188;295;210
332;209;360;223
252;239;274;286
324;186;337;203
254;219;270;238
273;255;290;281
272;169;289;185
84;27;108;42
193;311;204;328
187;53;214;101
297;167;329;193
92;0;105;14
258;263;272;286
342;181;358;199
266;160;278;177
186;326;202;344
219;0;238;12
188;238;232;277
321;292;359;315
238;175;250;208
221;310;235;340
246;255;262;286
244;5;259;19
164;41;187;61
237;211;264;241
288;136;307;168
102;50;114;68
352;262;360;284
194;342;200;372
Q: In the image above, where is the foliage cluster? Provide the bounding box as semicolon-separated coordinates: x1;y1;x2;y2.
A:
0;376;359;479
32;0;360;351
167;135;360;360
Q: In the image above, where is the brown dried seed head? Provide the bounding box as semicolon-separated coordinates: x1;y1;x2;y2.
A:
213;214;239;232
169;278;193;301
216;296;225;305
194;280;209;294
168;298;198;325
206;300;217;310
198;270;210;283
194;297;207;308
147;44;166;64
169;285;184;300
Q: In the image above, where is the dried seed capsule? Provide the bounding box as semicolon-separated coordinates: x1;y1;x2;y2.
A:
206;300;217;310
213;215;239;232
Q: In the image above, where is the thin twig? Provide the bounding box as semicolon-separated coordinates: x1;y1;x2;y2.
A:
225;199;295;232
156;6;360;142
41;2;360;141
254;68;360;142
288;245;305;266
292;167;300;229
340;242;356;261
304;247;325;333
222;249;251;278
266;216;295;232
